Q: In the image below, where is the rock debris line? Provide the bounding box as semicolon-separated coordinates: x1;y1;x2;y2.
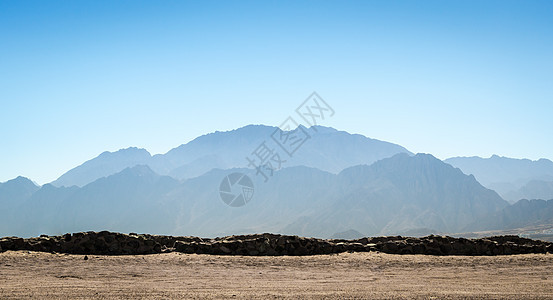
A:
1;231;552;256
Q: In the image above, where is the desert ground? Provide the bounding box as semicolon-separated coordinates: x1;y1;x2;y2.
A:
1;251;552;299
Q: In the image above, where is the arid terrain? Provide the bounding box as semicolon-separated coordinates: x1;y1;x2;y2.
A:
1;251;552;299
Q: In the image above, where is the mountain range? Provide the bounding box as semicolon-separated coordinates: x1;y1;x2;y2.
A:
1;125;553;239
52;125;411;188
1;153;509;238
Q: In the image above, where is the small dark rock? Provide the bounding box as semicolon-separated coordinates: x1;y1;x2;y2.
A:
64;233;72;242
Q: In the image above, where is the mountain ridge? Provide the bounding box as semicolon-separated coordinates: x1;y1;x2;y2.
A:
50;124;412;188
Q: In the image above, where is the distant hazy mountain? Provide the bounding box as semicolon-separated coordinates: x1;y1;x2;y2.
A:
445;155;553;202
3;153;510;238
51;147;152;187
8;165;340;237
0;177;39;237
503;180;553;203
9;124;553;239
17;184;79;237
330;229;365;240
466;199;553;231
158;125;412;178
157;165;341;237
0;176;39;202
283;153;508;237
13;165;180;237
50;125;411;187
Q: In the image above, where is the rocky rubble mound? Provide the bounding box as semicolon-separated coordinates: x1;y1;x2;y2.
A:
1;231;552;256
351;235;553;255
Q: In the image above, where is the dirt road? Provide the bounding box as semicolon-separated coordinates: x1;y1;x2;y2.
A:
1;251;552;299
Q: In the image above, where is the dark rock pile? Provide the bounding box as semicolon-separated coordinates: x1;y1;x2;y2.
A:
174;233;371;255
1;231;552;256
0;232;164;255
352;235;553;256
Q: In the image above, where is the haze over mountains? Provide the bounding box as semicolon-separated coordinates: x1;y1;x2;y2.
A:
52;125;411;188
0;154;508;238
1;125;553;239
445;156;553;202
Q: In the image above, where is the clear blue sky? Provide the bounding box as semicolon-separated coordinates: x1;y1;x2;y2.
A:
1;0;552;184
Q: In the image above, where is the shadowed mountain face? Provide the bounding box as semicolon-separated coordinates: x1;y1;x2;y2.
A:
445;155;553;202
1;154;508;238
49;125;411;187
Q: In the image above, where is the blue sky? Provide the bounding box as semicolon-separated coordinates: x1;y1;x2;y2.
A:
1;0;552;184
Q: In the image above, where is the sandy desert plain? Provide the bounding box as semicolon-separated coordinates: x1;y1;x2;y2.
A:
0;250;552;299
